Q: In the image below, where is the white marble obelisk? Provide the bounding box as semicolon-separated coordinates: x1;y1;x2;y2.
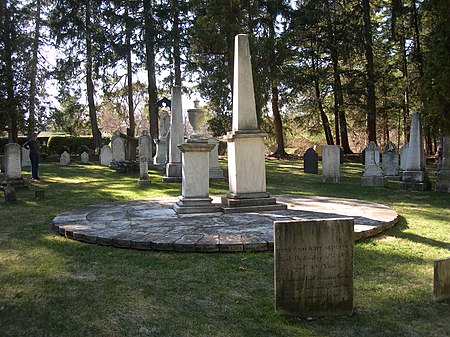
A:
221;34;286;212
163;86;183;182
400;112;431;190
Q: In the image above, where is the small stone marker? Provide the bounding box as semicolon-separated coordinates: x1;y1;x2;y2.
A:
434;257;450;303
60;151;70;166
80;151;89;164
208;137;225;179
138;130;152;163
138;156;151;184
3;143;26;188
382;141;400;179
304;148;318;174
21;146;31;167
436;136;450;193
111;131;126;162
100;145;113;166
35;189;45;199
322;145;341;183
399;142;410;171
361;141;387;187
4;184;17;203
274;218;354;317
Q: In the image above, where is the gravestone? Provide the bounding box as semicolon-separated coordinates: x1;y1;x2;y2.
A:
100;145;113;166
382;141;400;179
208;137;225;180
304;148;318;174
364;143;380;170
138;156;151;184
138;130;152;163
163;86;184;181
400;112;431;190
434;257;450;302
80;151;89;164
154;110;170;166
111;131;126;162
274;218;354;317
362;142;387;187
60;151;70;166
221;34;286;212
3;183;17;203
435;136;450;193
322;145;341;183
21;146;31;168
2;143;26;188
399;142;410;171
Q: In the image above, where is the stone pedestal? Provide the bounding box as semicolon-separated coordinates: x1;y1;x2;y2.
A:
138;130;152;163
220;34;286;213
163;86;184;182
173;141;219;214
436;136;450;193
400;112;431;190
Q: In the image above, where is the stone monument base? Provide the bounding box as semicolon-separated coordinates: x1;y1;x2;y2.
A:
173;196;221;214
209;167;226;180
220;192;287;213
401;170;431;191
162;162;182;182
435;170;450;193
361;176;388;187
138;178;151;185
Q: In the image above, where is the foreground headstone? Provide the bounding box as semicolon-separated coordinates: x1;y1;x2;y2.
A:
221;34;286;212
21;146;31;167
2;143;26;188
304;148;319;174
322;145;341;183
100;145;113;166
362;142;387;187
274;218;354;317
3;183;17;203
60;151;70;166
435;136;450;193
111;131;126;162
400;112;431;190
80;151;89;164
163;86;184;182
382;141;400;179
434;257;450;302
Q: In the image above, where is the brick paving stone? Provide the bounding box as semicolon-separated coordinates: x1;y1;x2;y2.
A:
52;196;399;252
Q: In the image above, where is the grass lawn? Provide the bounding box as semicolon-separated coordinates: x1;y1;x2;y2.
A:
0;159;449;337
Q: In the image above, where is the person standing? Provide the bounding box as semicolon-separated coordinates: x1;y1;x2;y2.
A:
24;132;40;181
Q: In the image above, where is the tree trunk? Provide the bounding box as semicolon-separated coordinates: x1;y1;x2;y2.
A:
143;0;158;141
126;0;135;138
411;0;423;77
2;0;18;143
362;0;377;143
271;84;286;156
85;0;102;149
28;0;41;135
172;0;181;86
400;34;410;143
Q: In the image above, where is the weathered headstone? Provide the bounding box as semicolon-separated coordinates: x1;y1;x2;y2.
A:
382;141;400;179
304;148;318;174
434;257;450;302
2;143;26;188
80;151;89;164
399;142;410;171
401;112;431;190
111;131;126;162
208;137;225;179
4;183;17;203
139;130;152;163
322;145;341;183
138;156;151;184
362;142;387;187
436;136;450;193
60;151;70;166
100;145;113;166
221;34;286;212
163;86;184;181
21;146;31;168
274;218;354;316
154;110;170;166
